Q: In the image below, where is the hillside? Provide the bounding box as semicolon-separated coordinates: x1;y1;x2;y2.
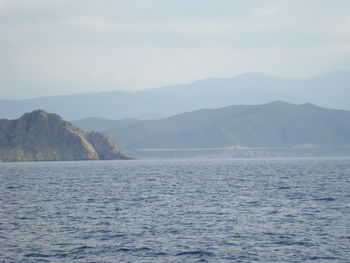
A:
0;71;349;120
0;110;130;162
105;101;350;157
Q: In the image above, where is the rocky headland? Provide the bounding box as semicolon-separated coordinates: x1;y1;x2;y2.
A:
0;110;130;162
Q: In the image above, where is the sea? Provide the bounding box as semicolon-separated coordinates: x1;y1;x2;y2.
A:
1;158;350;263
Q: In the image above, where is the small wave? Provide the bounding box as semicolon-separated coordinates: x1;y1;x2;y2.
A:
176;250;215;257
150;252;167;256
6;186;21;190
275;240;314;247
115;248;130;252
25;253;52;258
115;247;151;253
278;186;290;190
98;234;125;241
17;216;32;220
246;201;260;205
74;245;93;250
308;256;339;260
313;197;336;201
267;210;279;215
68;245;94;254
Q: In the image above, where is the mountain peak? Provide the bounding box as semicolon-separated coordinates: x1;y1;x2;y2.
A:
23;109;48;117
21;109;63;122
263;100;295;107
267;100;290;105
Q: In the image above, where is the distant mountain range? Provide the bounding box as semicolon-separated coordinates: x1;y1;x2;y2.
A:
0;110;130;162
100;101;350;158
1;71;349;120
2;102;350;160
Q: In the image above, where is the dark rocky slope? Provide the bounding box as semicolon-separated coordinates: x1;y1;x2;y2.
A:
0;110;130;162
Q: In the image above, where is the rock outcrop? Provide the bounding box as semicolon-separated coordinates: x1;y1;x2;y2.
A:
0;110;130;162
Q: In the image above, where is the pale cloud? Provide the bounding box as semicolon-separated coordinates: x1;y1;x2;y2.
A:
252;6;281;16
0;0;350;99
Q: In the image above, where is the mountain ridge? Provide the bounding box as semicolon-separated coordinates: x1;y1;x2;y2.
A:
104;101;350;155
0;71;349;120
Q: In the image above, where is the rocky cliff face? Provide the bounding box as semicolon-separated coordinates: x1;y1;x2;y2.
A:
0;110;130;162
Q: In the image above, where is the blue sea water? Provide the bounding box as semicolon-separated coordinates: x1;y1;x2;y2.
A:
1;158;350;263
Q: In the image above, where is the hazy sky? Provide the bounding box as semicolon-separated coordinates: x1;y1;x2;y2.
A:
1;0;350;99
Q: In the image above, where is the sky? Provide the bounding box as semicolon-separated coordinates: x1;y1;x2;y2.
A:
1;0;350;99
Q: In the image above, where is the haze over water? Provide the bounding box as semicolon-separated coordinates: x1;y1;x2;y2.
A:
2;1;350;262
1;158;350;262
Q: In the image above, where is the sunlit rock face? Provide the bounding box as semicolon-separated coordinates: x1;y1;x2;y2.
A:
0;110;130;162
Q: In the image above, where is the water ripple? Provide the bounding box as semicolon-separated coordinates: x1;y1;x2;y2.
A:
1;158;350;262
